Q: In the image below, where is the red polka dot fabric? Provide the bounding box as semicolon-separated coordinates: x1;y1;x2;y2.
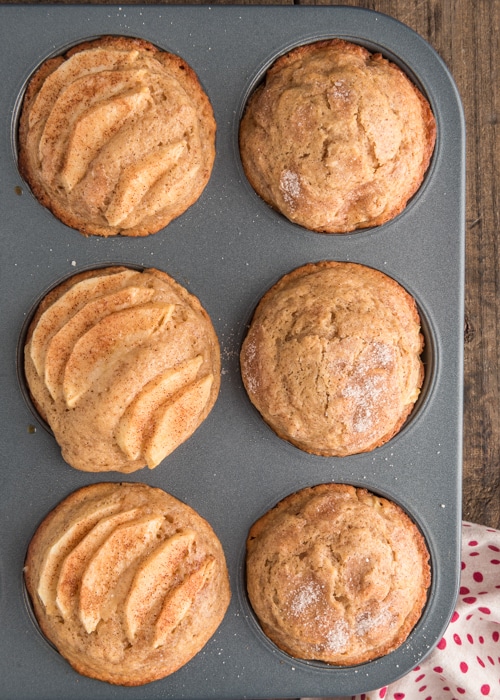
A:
349;522;500;700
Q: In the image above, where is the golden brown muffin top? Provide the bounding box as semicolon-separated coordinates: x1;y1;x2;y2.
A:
24;482;231;685
240;261;424;456
246;483;430;666
24;266;220;472
239;39;436;233
18;36;216;236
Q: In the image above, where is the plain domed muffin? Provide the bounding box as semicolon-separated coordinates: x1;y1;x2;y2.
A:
239;39;436;233
24;482;231;686
18;35;216;237
246;483;430;666
240;261;424;456
24;266;220;472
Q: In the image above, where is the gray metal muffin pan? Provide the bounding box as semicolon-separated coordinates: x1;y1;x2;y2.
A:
0;4;464;699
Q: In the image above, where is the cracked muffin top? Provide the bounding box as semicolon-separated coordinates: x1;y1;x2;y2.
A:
18;35;216;237
239;39;436;233
246;483;431;666
24;482;231;685
240;261;424;457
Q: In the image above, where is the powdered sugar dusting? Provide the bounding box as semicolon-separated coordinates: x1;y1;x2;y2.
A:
279;169;301;207
356;606;392;636
330;79;351;101
289;581;321;616
342;374;385;433
242;336;260;394
369;341;395;368
325;618;350;653
341;342;395;433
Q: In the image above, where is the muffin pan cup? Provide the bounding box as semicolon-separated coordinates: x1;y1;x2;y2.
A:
0;4;464;699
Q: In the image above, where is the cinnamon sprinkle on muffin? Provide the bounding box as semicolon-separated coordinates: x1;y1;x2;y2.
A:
239;39;436;233
19;36;216;237
24;482;231;685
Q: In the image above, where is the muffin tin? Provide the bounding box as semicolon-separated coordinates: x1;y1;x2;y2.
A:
0;4;464;699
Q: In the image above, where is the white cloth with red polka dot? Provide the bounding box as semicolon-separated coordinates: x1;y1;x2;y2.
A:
303;521;500;700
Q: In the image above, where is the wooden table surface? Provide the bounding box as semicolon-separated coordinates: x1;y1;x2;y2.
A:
7;0;499;528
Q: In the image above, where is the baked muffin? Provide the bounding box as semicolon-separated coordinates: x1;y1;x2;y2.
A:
240;261;424;456
24;266;220;472
24;482;231;685
246;483;430;665
239;39;436;233
18;35;215;237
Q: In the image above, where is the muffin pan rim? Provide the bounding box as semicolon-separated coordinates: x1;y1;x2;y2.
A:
233;31;441;238
236;259;440;456
236;479;439;675
0;4;464;699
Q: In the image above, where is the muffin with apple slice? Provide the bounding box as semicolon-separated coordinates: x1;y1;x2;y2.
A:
23;266;220;473
24;482;230;685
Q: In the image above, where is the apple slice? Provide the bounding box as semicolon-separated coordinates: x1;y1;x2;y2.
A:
62;302;175;408
55;508;142;620
115;355;203;461
75;104;187;213
85;345;187;438
142;374;213;468
29;48;140;131
29;269;139;377
44;286;156;401
60;87;152;192
124;530;195;642
36;501;120;615
78;515;163;633
121;160;201;229
39;70;150;187
153;557;215;648
105;140;186;227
